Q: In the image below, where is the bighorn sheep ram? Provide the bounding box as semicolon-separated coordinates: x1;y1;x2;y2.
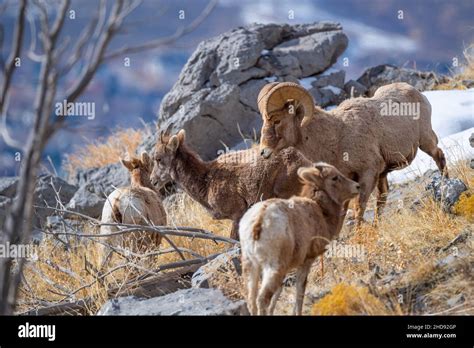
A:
99;152;166;265
239;162;360;315
150;129;312;240
258;82;448;224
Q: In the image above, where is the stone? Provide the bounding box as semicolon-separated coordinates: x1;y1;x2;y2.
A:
357;64;446;96
97;288;248;316
425;170;468;211
344;79;368;97
156;22;348;160
66;162;130;218
0;177;18;197
191;247;241;288
310;69;345;89
33;175;77;228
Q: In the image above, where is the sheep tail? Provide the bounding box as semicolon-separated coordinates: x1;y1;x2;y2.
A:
252;203;268;241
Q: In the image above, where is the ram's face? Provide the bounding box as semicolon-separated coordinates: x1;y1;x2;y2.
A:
259;101;303;159
257;82;315;159
150;144;174;189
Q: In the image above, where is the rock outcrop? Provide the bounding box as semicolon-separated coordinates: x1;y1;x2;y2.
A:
66;162;129;218
357;64;446;96
0;175;77;231
154;22;348;160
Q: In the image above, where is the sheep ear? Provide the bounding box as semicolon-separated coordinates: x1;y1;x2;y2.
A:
120;158;134;171
141;152;150;166
177;129;186;144
297;167;322;187
166;135;179;152
159;131;164;144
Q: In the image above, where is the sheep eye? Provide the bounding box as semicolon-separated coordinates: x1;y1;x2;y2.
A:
332;176;338;181
274;120;281;125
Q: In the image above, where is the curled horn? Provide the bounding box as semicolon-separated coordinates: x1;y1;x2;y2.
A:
257;82;279;117
261;82;315;126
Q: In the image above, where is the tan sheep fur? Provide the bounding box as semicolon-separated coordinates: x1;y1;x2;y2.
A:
239;162;360;315
150;129;312;240
99;152;166;266
258;82;448;223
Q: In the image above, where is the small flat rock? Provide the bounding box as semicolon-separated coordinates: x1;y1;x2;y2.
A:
98;288;248;316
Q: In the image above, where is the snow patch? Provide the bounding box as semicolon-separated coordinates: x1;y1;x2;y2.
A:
321;85;342;95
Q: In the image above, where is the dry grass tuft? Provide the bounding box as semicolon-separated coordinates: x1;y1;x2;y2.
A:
163;192;232;257
454;192;474;221
311;283;396;315
435;43;474;90
64;127;148;179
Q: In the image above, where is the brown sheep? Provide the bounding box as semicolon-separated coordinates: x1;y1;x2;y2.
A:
258;82;448;224
150;129;312;240
239;162;360;315
99;152;166;266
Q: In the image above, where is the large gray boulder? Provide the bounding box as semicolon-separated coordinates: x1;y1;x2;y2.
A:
357;64;446;96
66;162;129;218
155;22;348;160
97;288;248;316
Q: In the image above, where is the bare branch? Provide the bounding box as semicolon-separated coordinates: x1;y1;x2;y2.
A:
26;12;42;62
104;0;218;60
0;0;26;114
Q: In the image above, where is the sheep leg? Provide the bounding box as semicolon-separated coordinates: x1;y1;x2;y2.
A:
268;284;284;315
230;220;240;240
242;257;259;315
375;173;389;223
293;258;314;316
257;267;285;315
419;130;449;177
355;175;377;227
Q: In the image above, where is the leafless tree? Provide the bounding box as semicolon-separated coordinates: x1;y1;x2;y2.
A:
0;0;217;315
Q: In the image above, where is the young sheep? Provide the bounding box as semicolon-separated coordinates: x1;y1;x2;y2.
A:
150;129;312;240
239;163;360;315
258;82;448;224
99;152;166;266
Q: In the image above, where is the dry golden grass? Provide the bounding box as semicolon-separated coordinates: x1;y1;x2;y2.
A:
311;283;400;315
162;192;232;257
435;43;474;90
17;192;233;315
63;127;148;180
